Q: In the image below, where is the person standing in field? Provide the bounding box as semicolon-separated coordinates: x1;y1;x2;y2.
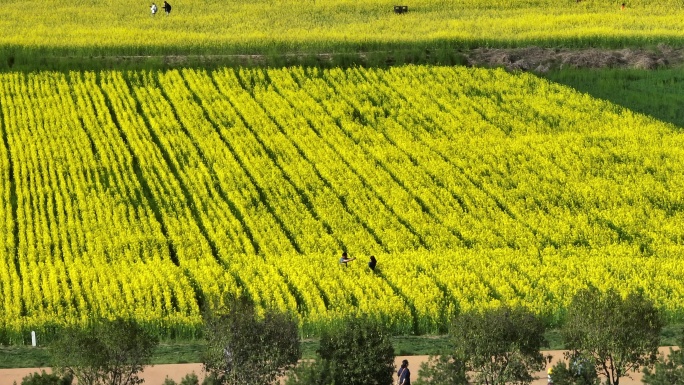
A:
339;251;355;267
150;3;158;15
163;1;172;15
398;359;411;385
368;255;377;271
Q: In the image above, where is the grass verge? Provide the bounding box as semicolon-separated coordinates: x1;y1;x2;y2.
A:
0;48;471;73
1;326;680;369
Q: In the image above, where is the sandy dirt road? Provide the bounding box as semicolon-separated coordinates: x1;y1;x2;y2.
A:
1;349;668;384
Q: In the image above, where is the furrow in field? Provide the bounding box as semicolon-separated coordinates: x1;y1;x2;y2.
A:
256;68;423;252
207;68;341;255
132;71;301;316
98;71;235;319
247;69;402;254
356;66;536;248
159;69;297;257
320;67;497;248
372;66;548;248
0;75;23;342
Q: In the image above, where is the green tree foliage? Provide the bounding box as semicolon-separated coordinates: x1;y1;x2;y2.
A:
286;316;395;385
162;373;223;385
415;354;468;385
449;306;546;385
202;297;300;385
561;286;664;385
549;354;600;385
642;332;684;385
162;373;204;385
180;373;201;385
283;360;328;385
20;370;73;385
49;319;158;385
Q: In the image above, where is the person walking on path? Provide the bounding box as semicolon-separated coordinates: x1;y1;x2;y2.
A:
398;359;411;385
163;1;172;15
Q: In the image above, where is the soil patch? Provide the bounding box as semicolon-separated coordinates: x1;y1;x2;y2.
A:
464;44;684;72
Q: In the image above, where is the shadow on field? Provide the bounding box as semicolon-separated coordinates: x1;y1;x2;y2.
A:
542;68;684;129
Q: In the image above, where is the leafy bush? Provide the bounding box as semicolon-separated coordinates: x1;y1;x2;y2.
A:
20;371;73;385
549;355;599;385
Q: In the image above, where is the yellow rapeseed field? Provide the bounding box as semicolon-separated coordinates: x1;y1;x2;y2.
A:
1;0;683;58
1;65;684;340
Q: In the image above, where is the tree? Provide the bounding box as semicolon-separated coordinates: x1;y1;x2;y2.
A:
428;305;546;385
286;316;395;385
561;286;664;385
50;319;158;385
202;296;300;385
642;332;684;385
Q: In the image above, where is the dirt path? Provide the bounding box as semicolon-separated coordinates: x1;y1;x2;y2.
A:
48;44;684;72
463;45;684;72
2;349;670;385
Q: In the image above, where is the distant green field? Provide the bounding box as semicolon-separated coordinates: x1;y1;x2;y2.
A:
1;0;684;68
3;65;684;343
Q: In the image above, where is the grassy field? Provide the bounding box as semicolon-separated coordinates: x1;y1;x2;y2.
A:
0;336;453;368
2;0;684;70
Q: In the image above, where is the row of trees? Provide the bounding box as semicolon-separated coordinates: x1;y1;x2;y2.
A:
16;295;396;385
15;287;684;385
418;286;666;385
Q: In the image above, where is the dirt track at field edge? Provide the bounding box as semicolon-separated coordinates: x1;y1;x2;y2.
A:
464;45;684;72
51;44;684;72
2;349;678;385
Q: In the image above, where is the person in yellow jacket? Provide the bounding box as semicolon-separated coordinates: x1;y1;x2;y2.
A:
547;367;554;384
